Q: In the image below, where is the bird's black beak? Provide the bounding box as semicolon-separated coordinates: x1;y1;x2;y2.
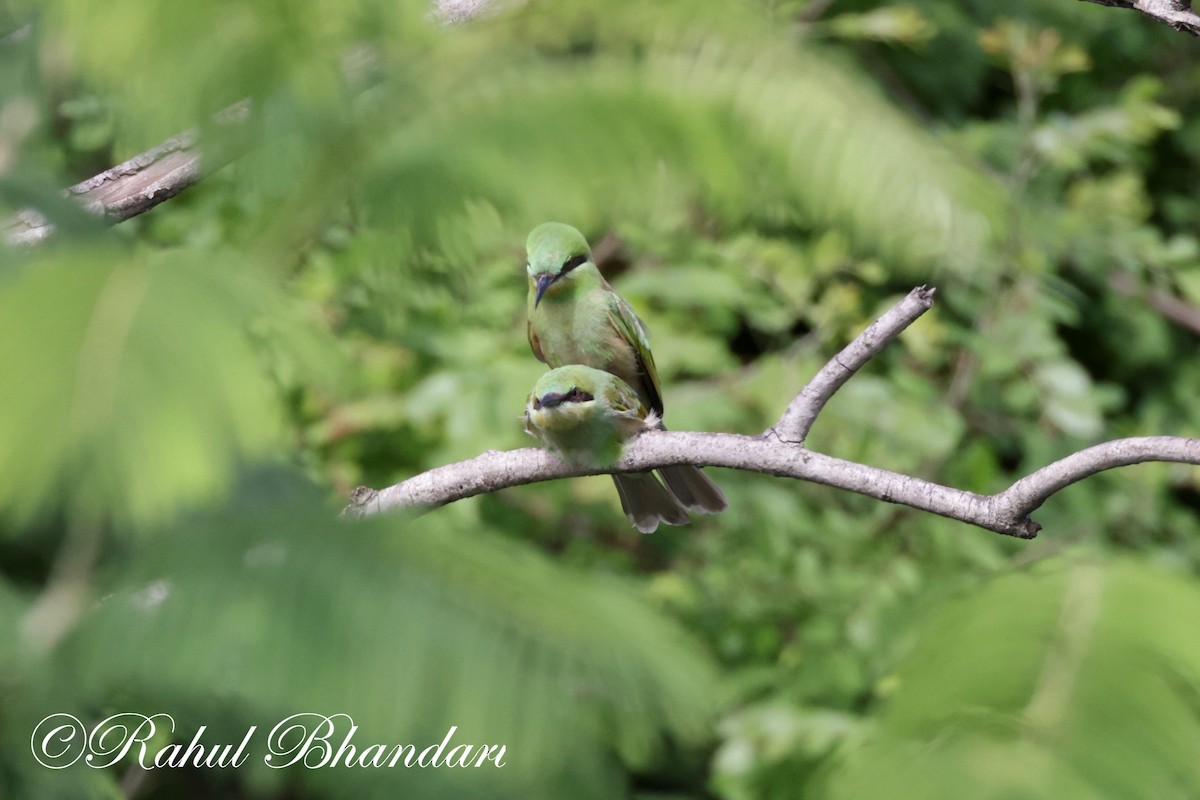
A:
534;272;556;308
537;392;566;409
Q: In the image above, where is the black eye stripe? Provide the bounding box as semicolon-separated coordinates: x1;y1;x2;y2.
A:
536;388;594;409
561;253;588;273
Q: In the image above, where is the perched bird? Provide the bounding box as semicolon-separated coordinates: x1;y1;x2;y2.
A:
524;365;687;533
525;222;727;517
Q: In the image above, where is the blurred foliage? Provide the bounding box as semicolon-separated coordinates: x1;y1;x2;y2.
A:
821;558;1200;800
1;0;1199;798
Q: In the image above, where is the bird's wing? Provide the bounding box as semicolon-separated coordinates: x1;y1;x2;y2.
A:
527;318;547;364
605;379;652;436
606;379;641;414
606;291;664;416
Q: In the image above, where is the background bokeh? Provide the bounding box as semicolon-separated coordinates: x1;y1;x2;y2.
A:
2;1;1199;797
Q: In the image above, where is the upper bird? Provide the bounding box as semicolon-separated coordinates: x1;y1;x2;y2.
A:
525;222;727;521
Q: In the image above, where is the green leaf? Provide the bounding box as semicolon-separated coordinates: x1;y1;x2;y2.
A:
823;558;1200;800
44;484;720;798
355;11;1003;276
0;247;282;528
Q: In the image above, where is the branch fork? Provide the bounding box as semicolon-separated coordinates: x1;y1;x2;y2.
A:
345;286;1200;538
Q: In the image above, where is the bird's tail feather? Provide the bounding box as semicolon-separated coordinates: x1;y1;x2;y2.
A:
659;465;728;515
612;472;689;534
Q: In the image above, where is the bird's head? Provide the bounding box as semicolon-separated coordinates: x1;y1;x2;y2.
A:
526;365;606;432
526;222;596;308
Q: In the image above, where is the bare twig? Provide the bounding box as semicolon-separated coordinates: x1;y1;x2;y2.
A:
21;517;103;652
1108;271;1200;336
344;287;1200;538
998;436;1198;518
774;286;935;443
1077;0;1200;36
4;100;250;246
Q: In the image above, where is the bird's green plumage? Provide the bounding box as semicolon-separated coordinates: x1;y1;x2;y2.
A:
524;223;728;526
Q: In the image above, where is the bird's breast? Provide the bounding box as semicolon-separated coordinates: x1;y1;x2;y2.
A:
534;303;640;389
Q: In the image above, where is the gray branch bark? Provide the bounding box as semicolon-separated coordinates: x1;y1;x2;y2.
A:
344;287;1200;538
1077;0;1200;36
4;101;250;246
1108;271;1200;337
774;286;934;443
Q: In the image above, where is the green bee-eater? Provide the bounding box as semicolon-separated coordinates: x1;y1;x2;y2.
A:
524;365;688;533
525;222;727;517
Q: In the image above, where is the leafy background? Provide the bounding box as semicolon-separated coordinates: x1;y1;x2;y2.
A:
1;0;1199;797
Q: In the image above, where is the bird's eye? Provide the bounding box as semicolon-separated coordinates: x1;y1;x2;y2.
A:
565;388;594;403
561;253;588;273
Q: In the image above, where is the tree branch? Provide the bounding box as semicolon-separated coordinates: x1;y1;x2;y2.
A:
4;100;250;246
1077;0;1200;36
998;436;1199;517
1108;271;1200;337
774;285;935;443
344;287;1200;538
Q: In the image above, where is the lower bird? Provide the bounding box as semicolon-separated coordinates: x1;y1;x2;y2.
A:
524;365;689;533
